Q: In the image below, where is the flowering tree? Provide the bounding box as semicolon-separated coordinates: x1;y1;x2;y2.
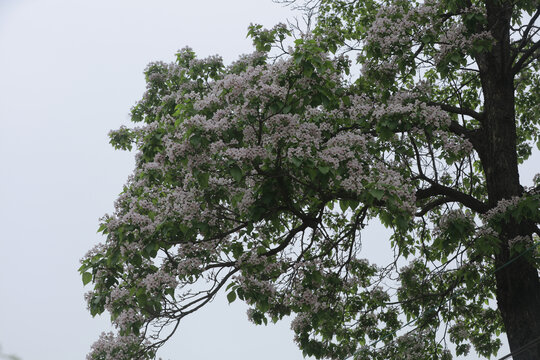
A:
80;1;540;359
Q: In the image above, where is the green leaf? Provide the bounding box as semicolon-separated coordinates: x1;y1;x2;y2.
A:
290;157;302;167
307;166;319;181
197;172;209;188
395;215;409;231
328;42;337;54
227;290;237;303
189;134;201;147
82;272;92;286
318;165;330;174
369;189;385;200
303;63;314;78
225;282;236;291
230;166;242;182
132;254;142;266
450;53;462;63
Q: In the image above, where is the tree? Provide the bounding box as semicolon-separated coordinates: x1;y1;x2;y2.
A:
80;1;540;359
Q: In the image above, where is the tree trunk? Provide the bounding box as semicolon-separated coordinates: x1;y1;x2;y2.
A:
476;2;540;359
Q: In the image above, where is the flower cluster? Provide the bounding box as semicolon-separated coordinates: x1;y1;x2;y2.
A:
141;269;178;293
87;332;151;360
433;130;474;156
435;7;493;66
483;196;521;222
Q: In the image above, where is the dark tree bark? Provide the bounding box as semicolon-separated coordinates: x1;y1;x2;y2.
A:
475;2;540;359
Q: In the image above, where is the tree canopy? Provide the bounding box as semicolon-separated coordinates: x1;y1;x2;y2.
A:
80;1;540;359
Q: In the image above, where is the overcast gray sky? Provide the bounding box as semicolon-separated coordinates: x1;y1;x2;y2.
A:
0;1;309;359
0;1;537;360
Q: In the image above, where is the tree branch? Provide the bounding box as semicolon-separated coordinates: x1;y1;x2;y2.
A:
416;182;488;213
512;6;540;58
513;39;540;75
447;120;484;153
263;221;311;257
427;101;483;121
415;196;453;217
